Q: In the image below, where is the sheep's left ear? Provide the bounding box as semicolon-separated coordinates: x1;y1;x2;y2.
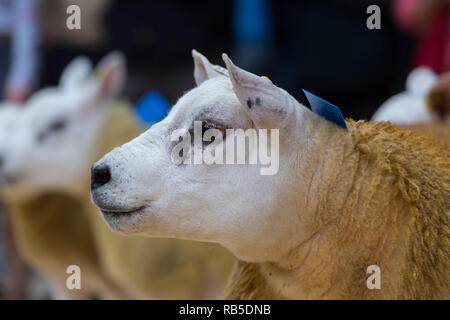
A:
59;56;93;90
222;53;297;129
94;51;127;101
192;49;228;86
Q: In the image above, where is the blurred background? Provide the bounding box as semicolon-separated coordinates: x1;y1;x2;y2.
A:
0;0;449;299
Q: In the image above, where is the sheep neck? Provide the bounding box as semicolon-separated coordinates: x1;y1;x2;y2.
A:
244;120;438;299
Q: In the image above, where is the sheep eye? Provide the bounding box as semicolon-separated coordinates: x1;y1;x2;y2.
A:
188;121;227;146
49;119;67;132
202;122;215;135
37;119;68;143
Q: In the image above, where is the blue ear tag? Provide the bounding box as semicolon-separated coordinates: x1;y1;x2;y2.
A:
134;90;171;128
302;89;347;130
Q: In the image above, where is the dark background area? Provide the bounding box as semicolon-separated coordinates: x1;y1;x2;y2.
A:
39;0;414;121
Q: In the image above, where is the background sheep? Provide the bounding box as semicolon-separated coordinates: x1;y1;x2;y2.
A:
372;68;449;149
91;51;449;299
0;59;124;299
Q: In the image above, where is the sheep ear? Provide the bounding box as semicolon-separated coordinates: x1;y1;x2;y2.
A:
406;67;437;96
192;49;222;86
94;51;127;101
59;56;93;90
222;53;296;129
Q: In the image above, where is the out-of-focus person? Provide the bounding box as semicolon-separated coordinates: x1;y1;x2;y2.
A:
0;0;41;103
393;0;450;73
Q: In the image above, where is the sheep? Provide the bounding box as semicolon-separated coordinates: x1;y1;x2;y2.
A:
91;51;450;299
372;68;449;149
0;53;234;299
0;103;30;299
372;67;439;125
0;55;129;299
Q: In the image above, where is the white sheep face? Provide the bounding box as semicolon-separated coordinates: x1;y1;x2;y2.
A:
0;52;126;202
372;67;437;125
91;51;332;263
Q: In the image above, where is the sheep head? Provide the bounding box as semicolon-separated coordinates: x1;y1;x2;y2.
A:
372;67;450;125
91;50;349;263
0;52;126;202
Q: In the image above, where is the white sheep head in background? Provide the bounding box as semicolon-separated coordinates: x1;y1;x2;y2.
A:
0;52;126;202
90;50;349;264
372;67;440;125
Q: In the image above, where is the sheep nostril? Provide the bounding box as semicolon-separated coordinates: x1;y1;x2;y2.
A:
91;164;111;190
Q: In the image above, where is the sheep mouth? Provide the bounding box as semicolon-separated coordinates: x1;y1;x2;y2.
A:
99;205;150;233
100;206;147;216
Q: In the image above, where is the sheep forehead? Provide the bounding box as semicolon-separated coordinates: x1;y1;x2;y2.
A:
25;90;81;127
168;77;245;127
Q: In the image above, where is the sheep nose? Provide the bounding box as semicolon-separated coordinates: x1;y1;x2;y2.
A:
91;164;111;190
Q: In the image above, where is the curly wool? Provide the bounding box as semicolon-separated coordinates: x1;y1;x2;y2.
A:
224;120;449;300
407;122;450;150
